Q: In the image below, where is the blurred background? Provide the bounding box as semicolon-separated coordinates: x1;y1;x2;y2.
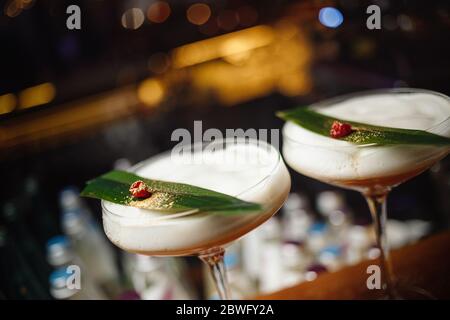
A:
1;0;450;299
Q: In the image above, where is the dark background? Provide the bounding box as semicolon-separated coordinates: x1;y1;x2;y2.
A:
0;0;450;299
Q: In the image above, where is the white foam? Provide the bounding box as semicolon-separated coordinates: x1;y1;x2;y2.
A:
102;141;290;255
282;92;450;183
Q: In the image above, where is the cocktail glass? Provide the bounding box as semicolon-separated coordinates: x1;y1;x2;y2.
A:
281;88;450;298
102;138;291;299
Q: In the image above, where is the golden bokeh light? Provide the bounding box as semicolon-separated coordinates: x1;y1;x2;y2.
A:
1;19;313;153
18;83;56;109
278;73;312;97
187;3;211;26
147;1;171;24
174;22;312;105
0;93;16;115
5;0;22;17
4;0;33;18
137;78;165;107
121;8;145;30
172;25;274;68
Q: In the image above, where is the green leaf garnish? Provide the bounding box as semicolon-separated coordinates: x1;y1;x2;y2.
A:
277;107;450;146
81;170;263;215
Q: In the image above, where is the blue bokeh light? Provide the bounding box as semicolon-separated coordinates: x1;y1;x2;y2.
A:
318;7;344;28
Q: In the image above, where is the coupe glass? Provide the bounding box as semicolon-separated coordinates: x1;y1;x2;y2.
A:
281;88;450;298
102;138;291;299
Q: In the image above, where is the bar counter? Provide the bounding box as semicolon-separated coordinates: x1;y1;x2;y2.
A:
256;231;450;299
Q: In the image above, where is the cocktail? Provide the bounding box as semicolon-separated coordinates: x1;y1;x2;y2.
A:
279;88;450;298
99;138;291;299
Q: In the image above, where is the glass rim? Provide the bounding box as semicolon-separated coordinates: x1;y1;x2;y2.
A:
102;137;282;220
282;87;450;149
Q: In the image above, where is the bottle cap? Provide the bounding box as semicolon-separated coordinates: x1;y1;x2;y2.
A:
49;267;70;288
320;245;341;257
46;235;74;266
59;186;81;211
49;268;79;300
305;263;328;281
61;209;86;236
316;191;345;216
284;193;310;211
308;222;327;234
134;254;162;272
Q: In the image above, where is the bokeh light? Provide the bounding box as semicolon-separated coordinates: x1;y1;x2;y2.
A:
4;0;34;18
397;14;414;31
147;1;171;24
5;0;22;17
318;7;344;28
18;83;56;109
187;3;211;26
0;93;16;114
121;8;145;30
137;78;165;107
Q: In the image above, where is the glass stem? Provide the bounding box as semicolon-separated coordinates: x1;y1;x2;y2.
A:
199;247;231;300
364;191;396;298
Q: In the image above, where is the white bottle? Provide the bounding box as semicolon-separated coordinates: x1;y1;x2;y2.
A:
127;254;191;300
226;243;256;299
282;193;314;243
240;228;262;286
316;191;353;238
257;217;284;294
49;268;91;300
305;222;330;255
59;187;121;298
317;244;343;272
344;224;373;265
281;242;311;287
46;235;106;299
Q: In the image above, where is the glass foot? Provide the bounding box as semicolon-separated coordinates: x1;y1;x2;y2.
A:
376;279;436;300
391;283;435;300
199;247;231;300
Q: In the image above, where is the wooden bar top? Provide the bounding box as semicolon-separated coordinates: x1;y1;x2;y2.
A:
256;231;450;299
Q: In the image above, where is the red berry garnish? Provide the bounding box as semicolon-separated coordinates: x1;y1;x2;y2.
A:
330;121;353;138
129;180;151;199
